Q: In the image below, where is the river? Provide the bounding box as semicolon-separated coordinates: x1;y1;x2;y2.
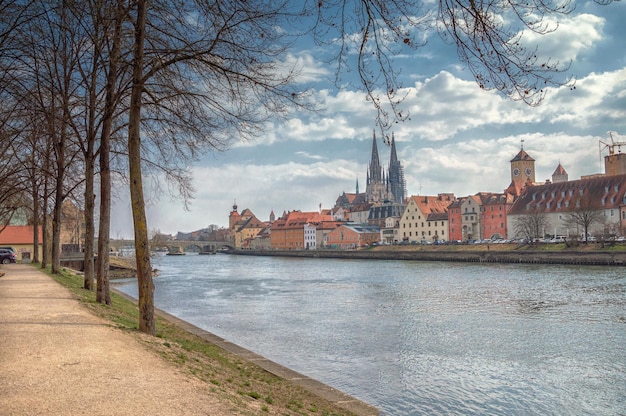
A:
115;253;625;415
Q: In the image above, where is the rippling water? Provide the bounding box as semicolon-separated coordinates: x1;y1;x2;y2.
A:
115;253;626;415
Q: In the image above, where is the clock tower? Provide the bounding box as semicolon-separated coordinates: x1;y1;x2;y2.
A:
507;144;536;196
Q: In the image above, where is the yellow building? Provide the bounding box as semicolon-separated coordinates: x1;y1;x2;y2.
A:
398;194;453;243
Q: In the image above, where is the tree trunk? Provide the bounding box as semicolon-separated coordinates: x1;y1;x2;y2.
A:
51;106;64;274
83;151;95;290
129;0;154;335
96;144;111;304
51;147;64;274
31;176;40;264
95;0;124;306
41;161;50;269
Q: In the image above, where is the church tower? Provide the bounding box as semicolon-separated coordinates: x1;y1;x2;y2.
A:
506;143;536;196
366;131;389;204
229;200;241;230
387;133;406;204
552;162;568;183
510;144;535;184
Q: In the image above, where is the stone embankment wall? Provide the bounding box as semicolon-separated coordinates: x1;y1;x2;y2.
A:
229;249;626;266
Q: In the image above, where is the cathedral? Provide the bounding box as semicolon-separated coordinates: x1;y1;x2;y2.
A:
365;131;406;205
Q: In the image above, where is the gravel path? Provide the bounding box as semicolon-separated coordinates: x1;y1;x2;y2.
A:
0;264;238;416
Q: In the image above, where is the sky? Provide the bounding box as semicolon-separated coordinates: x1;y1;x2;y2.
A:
110;0;626;239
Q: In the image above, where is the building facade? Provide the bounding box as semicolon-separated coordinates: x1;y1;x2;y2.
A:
479;192;514;240
326;224;381;249
399;194;454;243
508;174;626;239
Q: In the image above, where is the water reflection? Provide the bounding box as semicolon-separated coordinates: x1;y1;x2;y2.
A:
115;254;626;415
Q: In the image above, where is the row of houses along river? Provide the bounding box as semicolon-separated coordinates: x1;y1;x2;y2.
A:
115;252;625;415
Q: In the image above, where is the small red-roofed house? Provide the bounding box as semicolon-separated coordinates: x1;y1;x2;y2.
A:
0;225;43;261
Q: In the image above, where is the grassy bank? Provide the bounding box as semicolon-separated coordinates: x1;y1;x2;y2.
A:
46;266;361;416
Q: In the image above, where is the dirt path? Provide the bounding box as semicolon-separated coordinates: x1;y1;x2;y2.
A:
0;264;239;416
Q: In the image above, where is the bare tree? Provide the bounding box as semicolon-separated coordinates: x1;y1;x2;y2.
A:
563;195;603;243
2;0;619;336
310;0;614;139
513;208;551;241
125;0;310;334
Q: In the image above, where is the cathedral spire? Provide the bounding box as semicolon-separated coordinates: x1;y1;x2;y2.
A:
387;133;406;204
369;130;382;182
390;132;398;164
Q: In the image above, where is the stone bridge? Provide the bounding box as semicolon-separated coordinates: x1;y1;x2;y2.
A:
110;239;230;255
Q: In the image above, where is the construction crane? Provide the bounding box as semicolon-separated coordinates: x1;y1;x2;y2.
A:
599;131;625;157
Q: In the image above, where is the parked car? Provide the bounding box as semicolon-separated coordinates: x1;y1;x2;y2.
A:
0;249;17;264
550;236;566;243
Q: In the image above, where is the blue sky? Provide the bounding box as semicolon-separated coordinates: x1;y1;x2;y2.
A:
110;0;626;239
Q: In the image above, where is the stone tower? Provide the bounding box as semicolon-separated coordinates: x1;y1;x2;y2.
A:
387;133;406;204
552;162;568;183
510;145;535;186
366;131;389;204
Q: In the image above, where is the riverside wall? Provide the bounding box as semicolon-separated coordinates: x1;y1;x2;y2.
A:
228;248;626;266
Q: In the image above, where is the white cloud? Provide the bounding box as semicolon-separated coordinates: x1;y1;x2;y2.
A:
521;13;605;63
109;6;626;238
285;53;331;84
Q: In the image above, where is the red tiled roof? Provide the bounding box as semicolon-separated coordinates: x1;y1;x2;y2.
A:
509;174;626;215
553;163;568;176
0;225;42;244
510;148;535;162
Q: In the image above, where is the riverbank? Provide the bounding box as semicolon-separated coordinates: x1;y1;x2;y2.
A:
0;264;376;416
228;243;626;266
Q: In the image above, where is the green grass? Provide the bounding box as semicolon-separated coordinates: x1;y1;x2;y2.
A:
42;265;359;416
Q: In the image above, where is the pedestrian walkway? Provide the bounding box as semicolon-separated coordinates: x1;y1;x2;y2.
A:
0;264;235;416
